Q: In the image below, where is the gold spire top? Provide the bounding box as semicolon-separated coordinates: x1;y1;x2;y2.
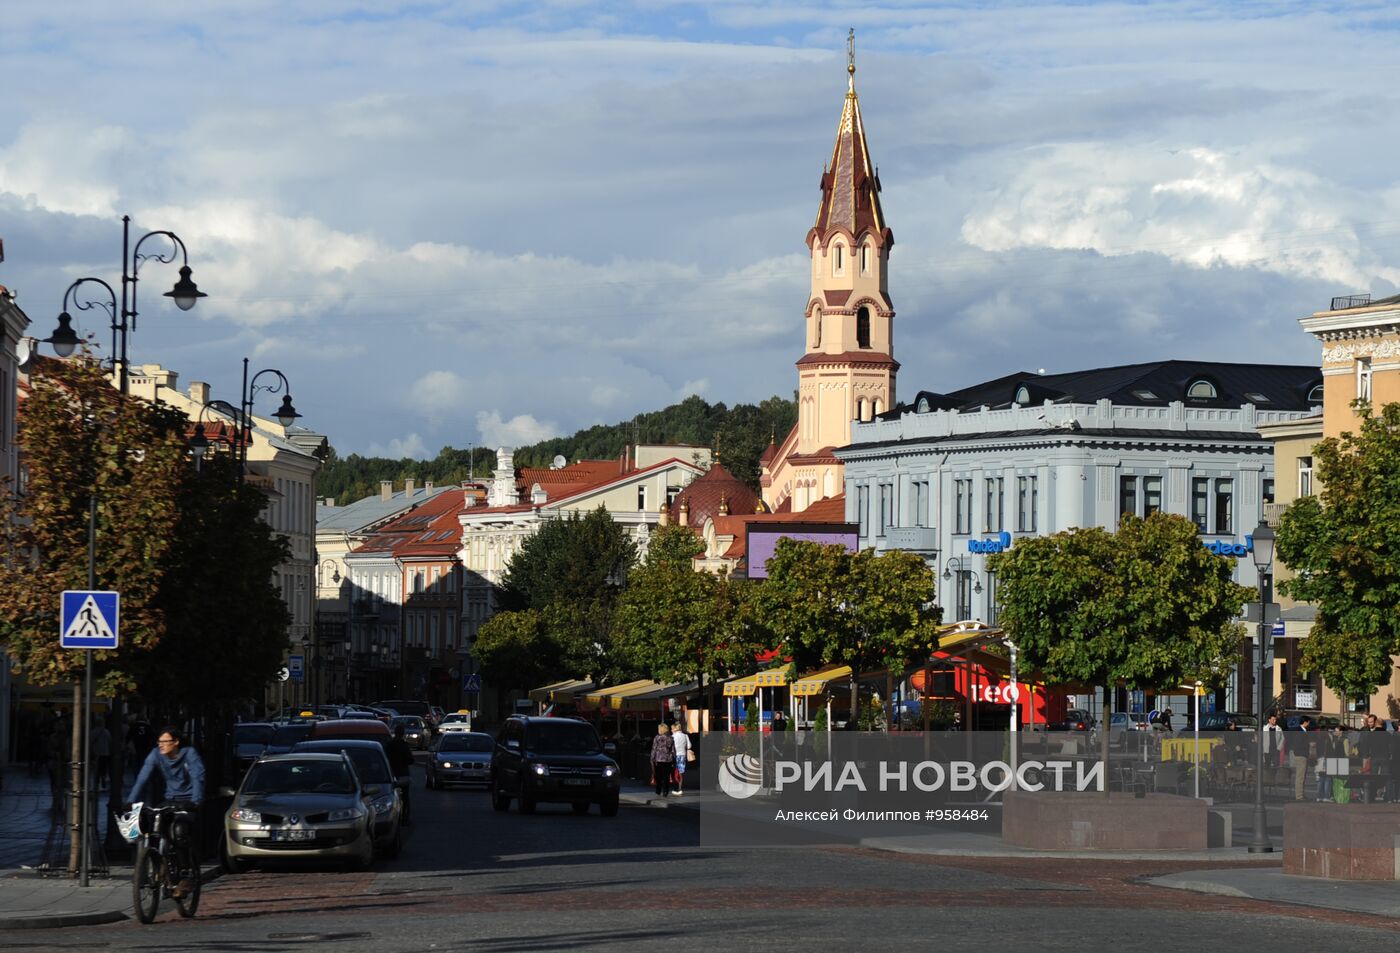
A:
847;28;856;83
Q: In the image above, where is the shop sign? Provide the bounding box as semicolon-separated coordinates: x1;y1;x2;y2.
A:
967;531;1012;554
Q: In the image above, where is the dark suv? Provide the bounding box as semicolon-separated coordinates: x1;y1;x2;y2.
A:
491;716;621;816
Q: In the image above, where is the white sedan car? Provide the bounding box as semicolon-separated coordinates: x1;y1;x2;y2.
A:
438;712;473;733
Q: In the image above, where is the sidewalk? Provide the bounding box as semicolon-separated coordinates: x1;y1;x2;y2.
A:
621;780;1400;916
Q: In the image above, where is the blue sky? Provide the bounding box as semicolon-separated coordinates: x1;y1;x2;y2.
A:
4;2;1400;458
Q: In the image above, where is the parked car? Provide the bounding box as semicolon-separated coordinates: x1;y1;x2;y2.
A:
222;752;375;872
1196;712;1258;732
390;716;430;750
264;722;316;756
1105;712;1151;747
438;712;473;734
291;739;404;857
491;716;621;816
1047;709;1093;732
1283;713;1340;731
427;732;494;789
231;723;276;777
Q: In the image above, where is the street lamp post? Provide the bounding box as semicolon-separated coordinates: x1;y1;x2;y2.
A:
188;361;300;483
47;216;205;397
942;556;982;623
1249;520;1276;854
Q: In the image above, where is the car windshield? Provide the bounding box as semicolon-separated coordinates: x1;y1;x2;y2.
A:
393;717;424;729
233;725;274;745
294;745;392;784
526;722;601;754
439;734;492;753
243;759;357;796
444;714;469;723
270;724;313;747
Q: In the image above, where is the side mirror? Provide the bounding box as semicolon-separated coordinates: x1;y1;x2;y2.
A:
506;739;520;751
602;741;617;756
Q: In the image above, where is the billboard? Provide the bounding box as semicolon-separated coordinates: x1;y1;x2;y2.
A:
746;522;859;579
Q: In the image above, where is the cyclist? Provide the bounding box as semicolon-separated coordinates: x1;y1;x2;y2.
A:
127;726;205;897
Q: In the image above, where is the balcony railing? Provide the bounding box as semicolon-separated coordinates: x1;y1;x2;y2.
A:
1330;293;1371;311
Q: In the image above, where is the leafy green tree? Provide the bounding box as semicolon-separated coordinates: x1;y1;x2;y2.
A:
613;525;773;708
990;512;1251;781
1276;401;1400;702
475;609;556;696
761;540;941;727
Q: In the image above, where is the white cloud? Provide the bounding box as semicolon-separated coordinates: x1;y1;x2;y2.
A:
474;410;559;448
367;433;429;460
678;378;710;398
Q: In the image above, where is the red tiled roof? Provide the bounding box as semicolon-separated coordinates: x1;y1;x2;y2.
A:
811;75;889;244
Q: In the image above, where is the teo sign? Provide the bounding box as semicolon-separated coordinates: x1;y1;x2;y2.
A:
970;682;1021;705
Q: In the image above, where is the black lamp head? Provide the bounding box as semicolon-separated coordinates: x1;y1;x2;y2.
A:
164;265;206;312
47;311;80;358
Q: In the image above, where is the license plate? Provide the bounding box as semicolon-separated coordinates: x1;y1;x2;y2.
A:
562;778;592;787
271;829;314;842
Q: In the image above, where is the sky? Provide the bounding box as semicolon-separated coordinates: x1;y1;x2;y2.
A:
4;1;1400;459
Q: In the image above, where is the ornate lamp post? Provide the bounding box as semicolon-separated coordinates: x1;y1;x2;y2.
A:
187;361;299;483
47;217;205;396
1249;520;1276;853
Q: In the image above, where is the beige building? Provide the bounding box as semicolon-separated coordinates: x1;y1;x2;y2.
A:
459;445;708;646
126;364;327;708
1;288;29;763
762;56;897;515
1290;293;1400;719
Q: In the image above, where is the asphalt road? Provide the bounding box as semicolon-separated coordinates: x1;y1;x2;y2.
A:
4;760;1399;953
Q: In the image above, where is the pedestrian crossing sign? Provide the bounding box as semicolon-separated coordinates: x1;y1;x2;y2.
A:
60;590;120;650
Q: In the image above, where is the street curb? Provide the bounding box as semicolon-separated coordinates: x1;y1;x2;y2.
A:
1145;876;1250;898
0;861;222;931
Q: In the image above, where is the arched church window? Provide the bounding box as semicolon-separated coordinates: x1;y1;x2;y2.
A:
860;244;871;275
857;307;871;349
834;244;844;275
856;397;867;421
873;398;883;416
812;307;822;348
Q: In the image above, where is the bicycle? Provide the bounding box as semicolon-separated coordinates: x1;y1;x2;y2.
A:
128;803;201;922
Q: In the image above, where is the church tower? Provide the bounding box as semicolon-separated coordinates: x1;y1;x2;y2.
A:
762;33;897;513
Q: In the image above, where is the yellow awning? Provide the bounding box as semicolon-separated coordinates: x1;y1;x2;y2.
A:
723;666;790;697
583;679;655;706
601;680;666;711
621;681;697;712
529;679;580;704
791;665;853;697
936;621;1006;652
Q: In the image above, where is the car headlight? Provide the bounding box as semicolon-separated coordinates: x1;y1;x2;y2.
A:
372;796;395;816
603;765;617;778
531;763;549;776
327;808;358;822
229;808;262;823
441;761;454;769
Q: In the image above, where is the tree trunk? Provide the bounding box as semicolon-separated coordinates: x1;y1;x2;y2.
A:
1101;675;1112;798
68;683;82;875
849;670;860;731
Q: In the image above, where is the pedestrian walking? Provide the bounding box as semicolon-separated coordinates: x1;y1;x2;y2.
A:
670;723;692;796
1288;715;1314;801
650;724;675;797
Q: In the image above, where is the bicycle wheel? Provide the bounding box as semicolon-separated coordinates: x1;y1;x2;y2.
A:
174;848;201;918
132;842;161;923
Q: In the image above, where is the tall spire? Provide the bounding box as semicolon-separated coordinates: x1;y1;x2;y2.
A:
813;30;887;242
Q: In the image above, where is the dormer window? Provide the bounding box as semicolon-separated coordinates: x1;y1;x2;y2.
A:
1014;385;1031;405
1131;389;1159;401
1186;380;1217;400
1307;384;1323;404
1244;391;1270;404
916;397;930;413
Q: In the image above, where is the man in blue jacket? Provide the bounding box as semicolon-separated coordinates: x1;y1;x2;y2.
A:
127;726;205;896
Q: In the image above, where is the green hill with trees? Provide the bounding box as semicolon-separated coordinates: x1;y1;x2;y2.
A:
316;394;796;506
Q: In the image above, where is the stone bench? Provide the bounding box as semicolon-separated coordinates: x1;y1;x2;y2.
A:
1003;790;1207;850
1284;803;1400;880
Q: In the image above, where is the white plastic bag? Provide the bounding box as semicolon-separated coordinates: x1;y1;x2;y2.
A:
116;802;143;843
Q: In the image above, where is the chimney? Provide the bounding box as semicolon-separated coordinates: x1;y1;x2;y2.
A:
424;481;434;494
488;448;519;507
381;480;392;501
189;381;210;405
404;478;415;497
463;489;476;508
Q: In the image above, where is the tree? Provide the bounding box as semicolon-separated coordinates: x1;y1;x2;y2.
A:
990;512;1251;785
760;541;941;727
1276;401;1400;702
0;356;185;693
475;609;557;697
613;525;772;710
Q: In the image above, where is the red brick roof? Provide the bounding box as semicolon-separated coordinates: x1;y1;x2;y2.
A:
796;350;899;370
811;74;890;245
670;462;757;531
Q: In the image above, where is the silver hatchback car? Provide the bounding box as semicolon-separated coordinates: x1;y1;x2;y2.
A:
223;753;375;872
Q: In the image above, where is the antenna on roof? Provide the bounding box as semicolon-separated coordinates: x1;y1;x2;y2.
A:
551;454;567;470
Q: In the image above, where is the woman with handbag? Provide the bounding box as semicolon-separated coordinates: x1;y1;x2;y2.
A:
650;724;676;797
671;723;694;796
